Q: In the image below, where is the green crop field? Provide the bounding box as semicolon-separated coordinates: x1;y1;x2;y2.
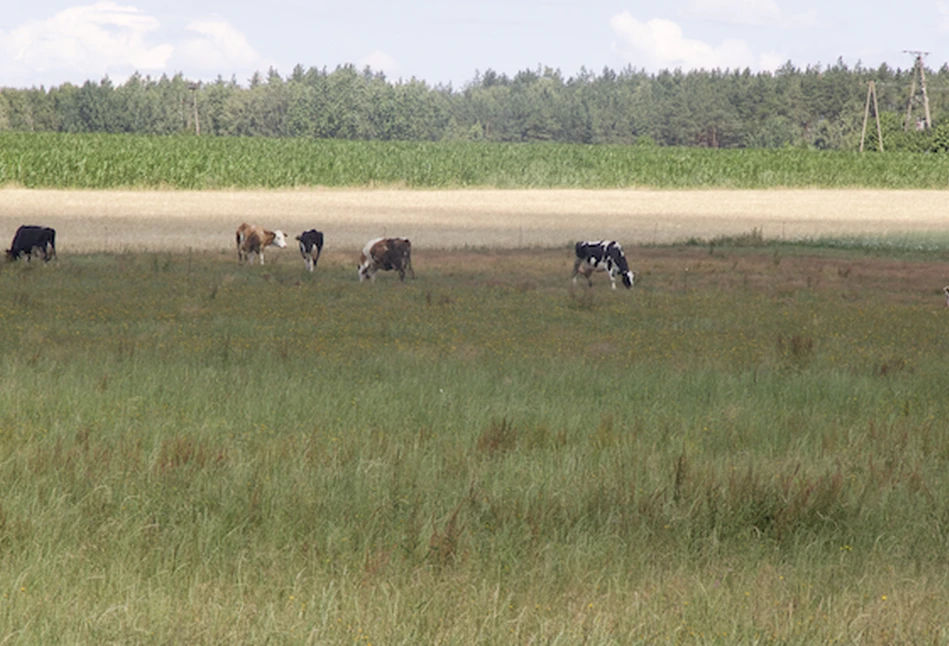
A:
2;242;949;643
3;132;949;189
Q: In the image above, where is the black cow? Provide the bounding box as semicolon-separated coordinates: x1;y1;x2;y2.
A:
6;225;56;262
296;229;325;272
572;240;634;290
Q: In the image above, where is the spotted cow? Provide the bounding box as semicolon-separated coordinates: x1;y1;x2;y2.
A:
358;237;414;282
572;240;635;290
236;223;287;265
296;229;324;272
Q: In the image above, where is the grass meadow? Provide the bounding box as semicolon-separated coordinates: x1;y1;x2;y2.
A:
2;240;949;643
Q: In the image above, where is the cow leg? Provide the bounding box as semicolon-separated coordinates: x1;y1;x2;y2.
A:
582;266;594;287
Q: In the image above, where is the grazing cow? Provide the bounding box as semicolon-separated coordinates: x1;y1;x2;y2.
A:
944;285;949;308
296;229;324;272
358;237;414;282
236;222;287;265
6;225;56;262
572;240;635;290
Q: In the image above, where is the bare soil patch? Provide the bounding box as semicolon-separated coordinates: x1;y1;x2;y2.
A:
1;188;947;254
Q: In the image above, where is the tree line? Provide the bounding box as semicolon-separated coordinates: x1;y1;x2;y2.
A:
2;59;948;151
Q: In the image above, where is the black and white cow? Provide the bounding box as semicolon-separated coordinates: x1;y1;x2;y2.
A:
296;229;324;272
6;225;57;262
572;240;635;290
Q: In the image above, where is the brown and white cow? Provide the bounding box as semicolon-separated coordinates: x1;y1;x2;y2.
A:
236;223;288;265
358;237;415;282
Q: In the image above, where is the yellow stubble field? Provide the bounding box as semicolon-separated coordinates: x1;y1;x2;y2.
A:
1;188;947;254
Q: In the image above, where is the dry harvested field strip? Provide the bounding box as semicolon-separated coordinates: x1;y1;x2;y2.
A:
1;188;948;253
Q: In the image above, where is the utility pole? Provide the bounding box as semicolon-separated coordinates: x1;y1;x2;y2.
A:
188;83;201;136
903;50;931;131
860;81;884;152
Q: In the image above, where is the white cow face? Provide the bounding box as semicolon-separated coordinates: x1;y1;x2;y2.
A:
272;230;288;248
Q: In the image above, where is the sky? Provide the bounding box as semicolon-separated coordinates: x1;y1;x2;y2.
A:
1;0;948;90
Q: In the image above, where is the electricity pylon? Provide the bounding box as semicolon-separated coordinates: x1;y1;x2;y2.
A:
903;50;931;131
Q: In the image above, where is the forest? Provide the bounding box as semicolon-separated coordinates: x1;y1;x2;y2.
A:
2;58;948;152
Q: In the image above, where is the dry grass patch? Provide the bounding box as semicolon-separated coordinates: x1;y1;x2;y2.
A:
4;188;949;253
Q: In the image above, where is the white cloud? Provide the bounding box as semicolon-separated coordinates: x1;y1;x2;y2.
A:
1;2;173;82
610;12;758;71
359;50;398;77
0;3;264;87
686;0;781;25
758;51;786;73
175;20;261;72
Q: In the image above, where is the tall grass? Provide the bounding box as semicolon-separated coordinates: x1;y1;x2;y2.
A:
3;132;949;189
1;245;949;642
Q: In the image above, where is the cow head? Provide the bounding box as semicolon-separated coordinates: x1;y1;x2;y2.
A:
608;244;634;289
272;230;288;248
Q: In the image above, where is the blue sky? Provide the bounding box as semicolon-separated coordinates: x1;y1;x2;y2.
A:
1;0;948;89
